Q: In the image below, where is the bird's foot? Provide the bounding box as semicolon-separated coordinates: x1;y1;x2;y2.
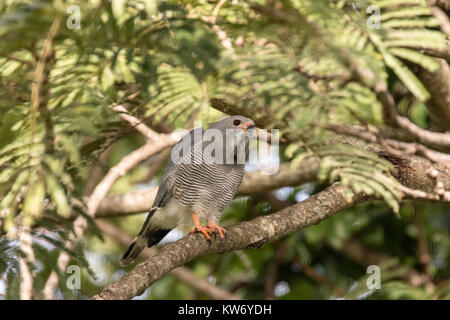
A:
190;212;214;241
189;224;214;241
206;222;227;240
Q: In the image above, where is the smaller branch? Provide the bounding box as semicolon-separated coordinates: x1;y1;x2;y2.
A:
325;123;450;167
111;105;161;141
418;45;450;62
295;259;346;297
264;241;289;299
137;150;170;184
6;55;34;66
212;0;228;18
43;132;184;299
332;238;435;289
430;0;450;13
18;226;35;300
431;5;450;36
396;184;440;201
238;160;319;195
385;139;450;166
349;49;450;149
95;187;158;218
30;17;61;149
412;206;431;276
325;124;377;143
376;82;450;149
86;138;180;216
395;115;450;149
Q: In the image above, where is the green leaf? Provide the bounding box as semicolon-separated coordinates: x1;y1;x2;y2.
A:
45;174;71;218
23;179;45;225
389;48;439;72
383;52;430;101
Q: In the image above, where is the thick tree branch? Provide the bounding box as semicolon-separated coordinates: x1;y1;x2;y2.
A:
93;183;366;300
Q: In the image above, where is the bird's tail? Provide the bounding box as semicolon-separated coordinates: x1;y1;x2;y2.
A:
120;208;170;266
120;234;147;267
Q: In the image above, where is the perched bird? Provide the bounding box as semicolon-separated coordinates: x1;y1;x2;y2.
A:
120;115;255;266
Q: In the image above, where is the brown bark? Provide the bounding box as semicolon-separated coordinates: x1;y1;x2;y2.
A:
93;183;365;300
92;143;450;299
97;220;240;300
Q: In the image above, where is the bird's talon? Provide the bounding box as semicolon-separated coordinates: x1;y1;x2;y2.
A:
190;225;213;240
206;222;227;240
191;212;215;241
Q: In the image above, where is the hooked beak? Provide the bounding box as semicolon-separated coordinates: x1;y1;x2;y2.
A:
241;121;255;131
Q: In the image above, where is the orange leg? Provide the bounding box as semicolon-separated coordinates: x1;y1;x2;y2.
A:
206;221;227;240
189;213;214;241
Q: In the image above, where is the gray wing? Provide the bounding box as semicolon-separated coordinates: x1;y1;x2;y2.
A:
120;129;201;266
153;126;244;214
151;158;176;209
171;133;245;217
151;127;202;209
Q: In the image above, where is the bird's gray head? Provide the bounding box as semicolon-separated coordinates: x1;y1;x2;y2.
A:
208;115;255;132
171;115;256;166
207;115;255;165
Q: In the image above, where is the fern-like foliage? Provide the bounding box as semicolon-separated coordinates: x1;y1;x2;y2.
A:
0;0;448;299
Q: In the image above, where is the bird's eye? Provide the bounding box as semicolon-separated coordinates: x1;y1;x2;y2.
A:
233;119;241;126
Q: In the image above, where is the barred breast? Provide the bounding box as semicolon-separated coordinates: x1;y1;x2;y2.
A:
173;141;245;223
